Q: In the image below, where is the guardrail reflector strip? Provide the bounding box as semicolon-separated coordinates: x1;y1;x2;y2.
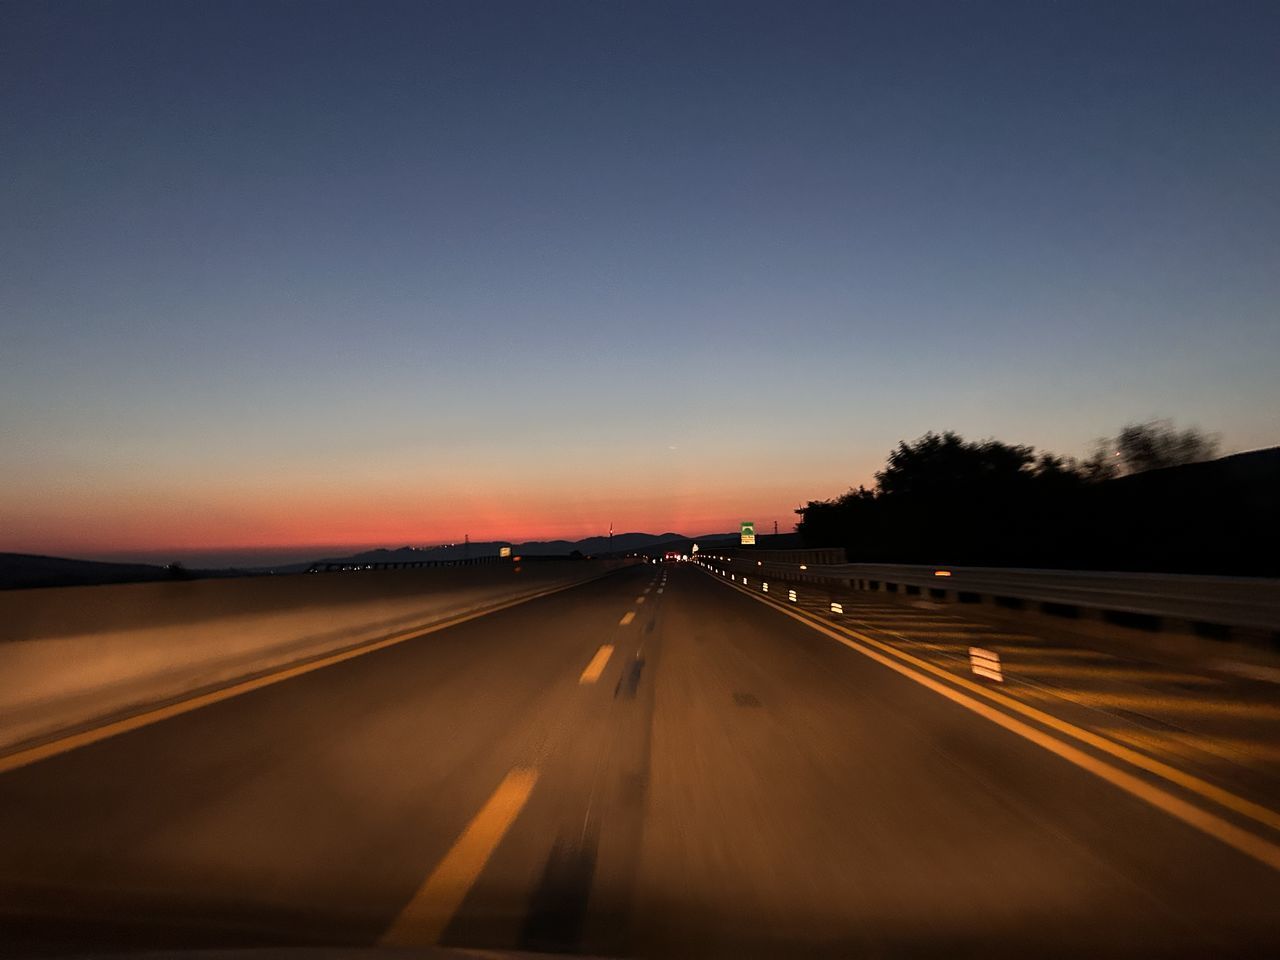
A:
969;647;1003;681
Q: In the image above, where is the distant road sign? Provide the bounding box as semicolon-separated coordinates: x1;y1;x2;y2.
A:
499;546;512;558
740;521;756;546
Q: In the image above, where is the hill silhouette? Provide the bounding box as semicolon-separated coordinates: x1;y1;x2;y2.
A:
296;532;701;571
0;554;242;591
0;532;740;589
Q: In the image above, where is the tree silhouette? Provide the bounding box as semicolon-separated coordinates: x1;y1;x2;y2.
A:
165;561;193;580
1080;420;1219;480
1113;419;1219;474
793;421;1274;574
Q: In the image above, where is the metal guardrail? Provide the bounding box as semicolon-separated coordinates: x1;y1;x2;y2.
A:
694;552;1280;634
307;555;506;574
304;554;603;574
703;546;846;565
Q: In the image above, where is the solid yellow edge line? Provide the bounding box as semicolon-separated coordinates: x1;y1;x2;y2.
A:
0;577;597;775
726;572;1280;833
380;767;539;946
713;573;1280;872
844;612;1280;834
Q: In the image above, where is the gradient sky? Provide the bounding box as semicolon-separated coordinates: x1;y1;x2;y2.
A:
4;1;1279;565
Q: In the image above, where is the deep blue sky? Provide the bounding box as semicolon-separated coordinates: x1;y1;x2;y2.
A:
3;1;1279;562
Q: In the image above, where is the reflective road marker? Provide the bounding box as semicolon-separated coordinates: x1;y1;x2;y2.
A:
969;647;1004;682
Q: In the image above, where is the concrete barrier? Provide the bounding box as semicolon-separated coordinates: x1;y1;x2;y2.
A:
0;560;630;755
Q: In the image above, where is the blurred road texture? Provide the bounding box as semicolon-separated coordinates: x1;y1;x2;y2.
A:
2;562;1278;958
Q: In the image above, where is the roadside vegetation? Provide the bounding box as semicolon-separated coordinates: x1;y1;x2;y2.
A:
796;421;1279;576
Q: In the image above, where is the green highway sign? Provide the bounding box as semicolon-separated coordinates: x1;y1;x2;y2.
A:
740;521;756;546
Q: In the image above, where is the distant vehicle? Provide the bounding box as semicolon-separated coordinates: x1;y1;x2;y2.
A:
663;551;683;562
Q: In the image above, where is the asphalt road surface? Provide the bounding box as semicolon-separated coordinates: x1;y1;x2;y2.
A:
2;562;1278;958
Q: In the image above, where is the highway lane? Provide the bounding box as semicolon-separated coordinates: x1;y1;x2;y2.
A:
705;557;1280;809
0;562;1278;957
635;566;1280;957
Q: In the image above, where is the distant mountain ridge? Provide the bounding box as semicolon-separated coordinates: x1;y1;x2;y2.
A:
1;531;748;589
0;553;240;591
295;531;728;571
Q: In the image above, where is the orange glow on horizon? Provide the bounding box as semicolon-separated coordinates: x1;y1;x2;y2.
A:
2;492;805;559
2;453;873;560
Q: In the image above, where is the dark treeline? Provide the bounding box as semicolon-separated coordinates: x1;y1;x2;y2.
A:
796;423;1280;576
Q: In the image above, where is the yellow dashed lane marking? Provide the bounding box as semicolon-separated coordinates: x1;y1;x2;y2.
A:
579;644;615;684
380;767;538;945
